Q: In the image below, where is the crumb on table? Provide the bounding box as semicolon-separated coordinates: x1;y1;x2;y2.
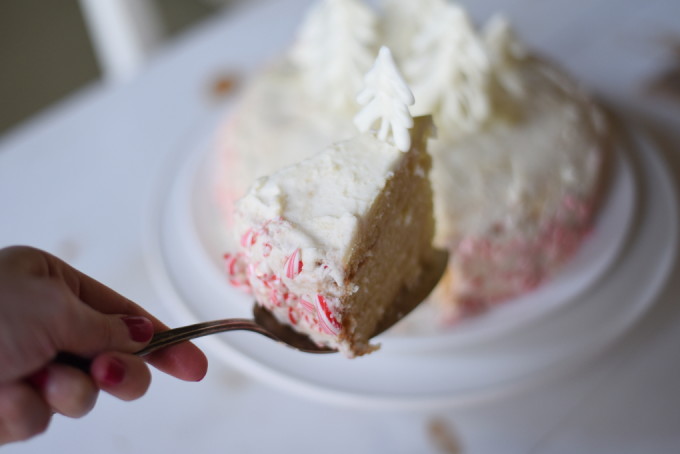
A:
209;72;240;99
427;416;464;454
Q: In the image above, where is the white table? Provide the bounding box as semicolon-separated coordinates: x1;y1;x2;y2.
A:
2;1;680;452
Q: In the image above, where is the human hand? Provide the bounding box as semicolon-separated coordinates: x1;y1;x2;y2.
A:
0;246;208;444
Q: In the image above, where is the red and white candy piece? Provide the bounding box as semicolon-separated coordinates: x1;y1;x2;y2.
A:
223;252;239;277
284;248;303;279
315;294;341;336
223;252;250;290
287;306;299;325
298;297;316;315
240;229;258;248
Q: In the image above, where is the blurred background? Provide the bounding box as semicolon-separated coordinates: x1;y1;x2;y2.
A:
2;0;678;137
0;0;256;135
1;1;679;452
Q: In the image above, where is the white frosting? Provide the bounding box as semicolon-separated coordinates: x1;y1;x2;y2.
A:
483;14;530;99
429;63;606;246
220;58;607;249
223;58;605;236
354;46;415;151
235;133;402;268
381;1;533;136
380;0;445;61
291;0;377;112
216;63;357;224
405;1;497;135
233;133;408;352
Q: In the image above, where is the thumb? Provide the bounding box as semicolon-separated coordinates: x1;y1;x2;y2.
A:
53;304;155;358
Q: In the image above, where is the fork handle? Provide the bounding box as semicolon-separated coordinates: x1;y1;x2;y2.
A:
55;318;274;372
135;318;275;356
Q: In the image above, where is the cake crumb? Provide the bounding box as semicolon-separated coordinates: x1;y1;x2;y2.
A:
428;417;464;454
209;72;240;100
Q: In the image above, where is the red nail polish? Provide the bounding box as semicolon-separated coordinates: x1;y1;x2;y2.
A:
27;368;49;390
122;316;154;343
101;358;125;386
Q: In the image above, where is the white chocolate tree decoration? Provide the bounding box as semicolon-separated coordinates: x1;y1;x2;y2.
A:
354;46;415;152
405;0;495;134
380;0;444;61
291;0;377;112
483;14;529;98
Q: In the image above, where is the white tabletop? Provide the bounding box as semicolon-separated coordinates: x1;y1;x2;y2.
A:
2;0;680;453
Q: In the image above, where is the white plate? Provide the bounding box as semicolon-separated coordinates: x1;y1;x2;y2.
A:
145;110;676;409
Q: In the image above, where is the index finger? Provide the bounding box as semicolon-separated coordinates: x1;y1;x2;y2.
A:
31;247;208;382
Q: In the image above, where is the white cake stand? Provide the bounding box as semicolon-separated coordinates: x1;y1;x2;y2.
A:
143;105;677;409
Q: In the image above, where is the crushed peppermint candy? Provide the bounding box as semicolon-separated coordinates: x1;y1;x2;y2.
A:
284;248;303;279
315;294;342;335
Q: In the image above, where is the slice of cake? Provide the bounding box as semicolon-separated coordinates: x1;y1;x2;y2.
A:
229;50;435;356
232;116;435;357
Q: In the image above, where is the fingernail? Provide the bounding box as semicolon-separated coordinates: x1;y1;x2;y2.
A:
101;358;125;386
122;316;154;343
27;368;49;390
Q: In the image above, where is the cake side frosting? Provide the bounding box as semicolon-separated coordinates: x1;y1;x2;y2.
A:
429;61;609;317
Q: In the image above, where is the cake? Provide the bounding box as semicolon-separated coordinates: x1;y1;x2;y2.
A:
228;49;436;356
215;0;611;322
